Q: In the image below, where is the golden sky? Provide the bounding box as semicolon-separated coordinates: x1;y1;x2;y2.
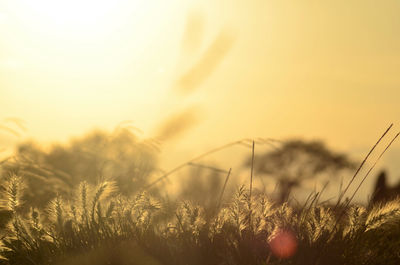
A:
1;0;400;195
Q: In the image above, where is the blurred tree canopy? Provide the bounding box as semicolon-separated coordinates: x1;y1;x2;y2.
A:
245;139;356;203
0;128;159;208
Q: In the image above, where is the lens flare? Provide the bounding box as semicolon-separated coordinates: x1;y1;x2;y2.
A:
268;229;298;259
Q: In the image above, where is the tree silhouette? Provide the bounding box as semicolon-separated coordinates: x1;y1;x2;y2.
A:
1;128;159;208
246;139;355;203
370;170;400;205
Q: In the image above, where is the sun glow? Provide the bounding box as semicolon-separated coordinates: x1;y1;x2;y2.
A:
1;0;399;174
0;0;186;143
13;0;156;38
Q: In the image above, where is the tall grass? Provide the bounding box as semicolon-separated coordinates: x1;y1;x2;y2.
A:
0;176;399;265
0;125;399;264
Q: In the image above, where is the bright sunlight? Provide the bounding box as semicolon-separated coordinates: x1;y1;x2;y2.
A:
13;0;155;37
1;1;400;264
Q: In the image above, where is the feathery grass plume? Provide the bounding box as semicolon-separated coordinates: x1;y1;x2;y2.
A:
341;198;400;264
176;201;206;238
2;175;24;214
209;207;230;237
0;177;38;259
133;192;161;230
131;192;146;222
365;198;400;231
227;185;249;236
252;194;275;233
47;195;66;232
78;181;89;223
274;202;294;229
306;206;336;243
342;205;366;238
90;181;117;223
0;176;29;247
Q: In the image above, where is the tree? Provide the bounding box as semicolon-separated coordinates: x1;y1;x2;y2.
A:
245;139;355;203
370;170;400;205
1;128;159;208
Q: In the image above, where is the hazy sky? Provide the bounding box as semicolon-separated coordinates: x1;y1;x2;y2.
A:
1;0;400;199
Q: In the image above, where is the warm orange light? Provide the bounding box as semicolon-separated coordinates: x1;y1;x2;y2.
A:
269;229;298;259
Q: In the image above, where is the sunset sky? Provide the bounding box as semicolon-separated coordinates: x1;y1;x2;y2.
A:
1;0;400;199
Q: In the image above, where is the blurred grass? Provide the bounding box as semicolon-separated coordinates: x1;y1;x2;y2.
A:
0;175;399;265
0;126;399;264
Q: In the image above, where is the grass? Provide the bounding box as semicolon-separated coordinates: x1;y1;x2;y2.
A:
0;176;399;265
0;125;399;264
